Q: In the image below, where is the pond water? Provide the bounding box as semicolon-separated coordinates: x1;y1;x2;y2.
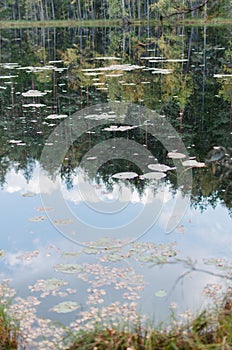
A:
0;24;232;348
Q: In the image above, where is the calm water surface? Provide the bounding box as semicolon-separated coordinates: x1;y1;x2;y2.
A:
0;24;231;341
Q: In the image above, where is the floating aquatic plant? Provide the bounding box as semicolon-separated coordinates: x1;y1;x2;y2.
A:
155;289;167;298
54;219;73;225
148;164;174;172
28;216;46;222
22;90;47;97
22;192;36;197
112;172;138;179
182;160;205;168
46;114;68;120
139;172;166;180
103;125;137;132
54;264;83;274
22;103;46;108
167;152;186;159
51;301;79;313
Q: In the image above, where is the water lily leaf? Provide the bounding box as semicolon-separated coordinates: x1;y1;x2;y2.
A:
137;254;153;262
105;73;123;77
182;160;205;168
140;172;166;180
167;152;186;159
82;247;99;255
54;264;83;274
152;68;172;74
36;207;54;212
106;253;122;262
62;251;81;257
46;114;68;120
214;74;232;78
92;56;122;60
22;192;36;197
9;139;22;144
22;89;47;97
28;216;46;222
54;219;73;225
112;172;138;179
155;289;167;298
22;103;46;108
148;164;174;172
103;125;136;132
51;301;79;313
203;258;230;269
43;278;66;291
82;64;145;72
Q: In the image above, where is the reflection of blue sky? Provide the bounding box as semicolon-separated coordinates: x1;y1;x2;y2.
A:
0;166;231;324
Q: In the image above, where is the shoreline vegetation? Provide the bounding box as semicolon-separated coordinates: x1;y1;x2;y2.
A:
1;293;232;350
0;18;232;29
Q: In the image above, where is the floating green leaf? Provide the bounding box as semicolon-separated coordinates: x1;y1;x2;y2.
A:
43;278;66;291
112;172;138;179
61;251;81;257
54;219;73;225
148;164;174;172
22;192;36;197
106;253;122;262
167;152;186;159
82;247;99;255
51;301;79;313
182;160;205;168
28;216;46;222
155;289;167;298
140;172;166;180
54;264;83;274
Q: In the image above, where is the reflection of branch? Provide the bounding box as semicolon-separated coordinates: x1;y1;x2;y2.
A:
164;259;232;299
166;0;209;18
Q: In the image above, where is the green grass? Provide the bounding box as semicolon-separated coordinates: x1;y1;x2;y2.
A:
0;17;232;29
0;293;232;349
0;303;19;350
64;300;232;350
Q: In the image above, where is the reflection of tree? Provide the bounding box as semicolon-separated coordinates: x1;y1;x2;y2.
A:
0;25;231;213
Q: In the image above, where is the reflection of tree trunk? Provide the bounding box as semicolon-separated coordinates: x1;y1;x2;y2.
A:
187;27;194;72
77;0;82;20
132;0;135;18
201;25;207;131
122;0;126;17
137;0;141;20
39;0;45;21
230;101;232;131
179;109;183;132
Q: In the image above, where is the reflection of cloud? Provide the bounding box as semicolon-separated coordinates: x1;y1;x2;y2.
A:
3;163;59;195
61;171;173;206
3;162;178;209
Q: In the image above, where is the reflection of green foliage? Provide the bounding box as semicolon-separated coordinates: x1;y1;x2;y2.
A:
0;25;231;212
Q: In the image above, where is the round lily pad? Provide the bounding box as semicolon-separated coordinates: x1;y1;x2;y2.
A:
140;172;166;180
28;216;46;222
148;164;174;172
54;219;73;225
54;264;83;274
112;172;138;179
155;289;167;298
182;160;205;168
167;152;186;159
51;301;79;313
